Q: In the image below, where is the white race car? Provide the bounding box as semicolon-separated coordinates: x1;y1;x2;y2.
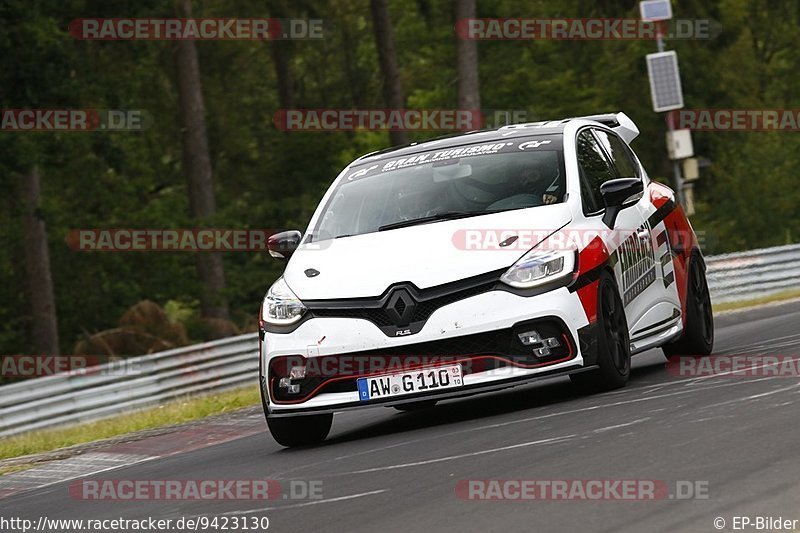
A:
259;113;714;447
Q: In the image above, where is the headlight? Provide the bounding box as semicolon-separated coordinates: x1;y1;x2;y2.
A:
261;277;307;325
500;248;577;289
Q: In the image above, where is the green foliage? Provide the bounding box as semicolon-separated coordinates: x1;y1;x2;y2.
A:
1;0;798;354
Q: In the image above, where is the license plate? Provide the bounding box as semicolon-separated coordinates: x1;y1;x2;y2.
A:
357;364;463;402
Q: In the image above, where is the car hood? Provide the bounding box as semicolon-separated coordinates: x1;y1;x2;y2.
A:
283;204;572;300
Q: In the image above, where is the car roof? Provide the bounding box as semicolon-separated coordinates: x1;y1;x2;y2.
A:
352;112;637;165
353;123;566;164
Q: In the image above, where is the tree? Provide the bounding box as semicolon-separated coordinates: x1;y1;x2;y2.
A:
454;0;480;111
1;0;800;356
18;165;60;355
267;0;295;109
370;0;409;146
173;0;230;320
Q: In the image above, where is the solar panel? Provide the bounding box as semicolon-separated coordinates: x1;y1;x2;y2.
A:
639;0;673;21
646;51;684;112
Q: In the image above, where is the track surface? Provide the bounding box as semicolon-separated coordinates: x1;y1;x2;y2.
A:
3;300;800;533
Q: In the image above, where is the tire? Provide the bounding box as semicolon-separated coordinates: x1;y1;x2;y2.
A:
570;271;631;392
393;400;438;412
662;254;714;359
267;414;333;448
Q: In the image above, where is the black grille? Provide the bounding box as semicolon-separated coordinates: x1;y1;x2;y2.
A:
357;319;570;358
312;307;395;327
305;270;502;330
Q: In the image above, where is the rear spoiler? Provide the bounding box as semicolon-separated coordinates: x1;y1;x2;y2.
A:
572;112;639;143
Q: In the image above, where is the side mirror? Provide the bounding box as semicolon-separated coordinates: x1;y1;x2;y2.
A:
267;230;302;261
600;178;644;227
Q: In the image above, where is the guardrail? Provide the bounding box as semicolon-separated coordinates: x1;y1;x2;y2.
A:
1;243;799;437
0;334;259;438
705;243;800;304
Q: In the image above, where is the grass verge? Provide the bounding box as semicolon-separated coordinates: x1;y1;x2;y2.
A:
0;385;260;464
713;289;800;313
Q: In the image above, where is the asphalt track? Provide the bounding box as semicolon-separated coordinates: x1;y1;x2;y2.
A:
3;300;800;533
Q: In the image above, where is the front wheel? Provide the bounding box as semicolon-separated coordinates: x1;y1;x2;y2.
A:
570;271;631;392
662;254;714;359
267;414;333;448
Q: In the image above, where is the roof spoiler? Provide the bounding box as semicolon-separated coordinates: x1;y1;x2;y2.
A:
573;112;639;143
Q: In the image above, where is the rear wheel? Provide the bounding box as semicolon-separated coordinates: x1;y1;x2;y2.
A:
267;414;333;448
663;254;714;358
393;400;438;412
570;271;631;392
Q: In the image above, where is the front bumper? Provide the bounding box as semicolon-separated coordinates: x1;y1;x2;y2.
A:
262;287;591;415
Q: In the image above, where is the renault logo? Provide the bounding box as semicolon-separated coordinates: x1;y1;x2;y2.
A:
385;289;416;327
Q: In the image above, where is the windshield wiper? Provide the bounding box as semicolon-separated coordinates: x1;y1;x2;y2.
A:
378;211;477;232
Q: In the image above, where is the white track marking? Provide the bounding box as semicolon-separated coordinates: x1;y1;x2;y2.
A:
221;489;389;515
461;379;757;432
334;437;431;462
337;435;577;475
592;417;650;433
697;382;800;410
721;333;800;354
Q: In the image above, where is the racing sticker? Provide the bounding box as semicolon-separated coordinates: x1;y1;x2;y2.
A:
518;140;552;150
617;222;657;306
654;227;676;288
346;135;563;180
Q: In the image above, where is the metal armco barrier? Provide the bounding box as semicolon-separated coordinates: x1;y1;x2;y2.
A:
1;243;799;437
705;243;800;304
0;334;259;437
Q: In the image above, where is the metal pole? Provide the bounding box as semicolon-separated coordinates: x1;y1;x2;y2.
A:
657;23;685;208
672;159;685;206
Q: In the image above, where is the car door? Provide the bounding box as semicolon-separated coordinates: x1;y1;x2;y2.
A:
574;128;664;334
590;128;678;337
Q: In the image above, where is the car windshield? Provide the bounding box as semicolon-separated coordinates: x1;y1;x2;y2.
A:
311;136;566;241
